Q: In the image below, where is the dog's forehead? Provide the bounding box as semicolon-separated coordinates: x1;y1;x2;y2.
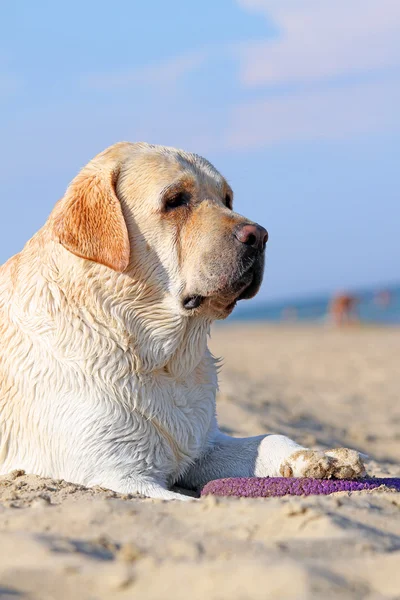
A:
125;145;226;193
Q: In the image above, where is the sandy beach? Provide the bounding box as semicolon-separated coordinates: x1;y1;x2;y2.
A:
0;324;399;600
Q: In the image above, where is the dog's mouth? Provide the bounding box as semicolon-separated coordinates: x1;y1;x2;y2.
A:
183;258;264;313
183;295;204;310
236;265;263;301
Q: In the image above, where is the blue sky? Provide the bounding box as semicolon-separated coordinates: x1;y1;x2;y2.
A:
1;0;399;302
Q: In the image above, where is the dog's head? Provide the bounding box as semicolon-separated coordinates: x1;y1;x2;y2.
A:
51;142;267;320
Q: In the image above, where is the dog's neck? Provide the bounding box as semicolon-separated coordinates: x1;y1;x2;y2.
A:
9;239;214;380
79;288;213;380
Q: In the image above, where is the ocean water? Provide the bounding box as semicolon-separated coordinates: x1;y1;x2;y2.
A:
231;283;400;325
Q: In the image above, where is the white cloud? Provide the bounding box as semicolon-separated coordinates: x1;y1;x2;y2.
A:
79;1;400;150
225;78;400;149
85;50;208;89
236;0;400;86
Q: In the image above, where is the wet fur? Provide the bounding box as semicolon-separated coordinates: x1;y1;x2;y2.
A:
0;142;365;499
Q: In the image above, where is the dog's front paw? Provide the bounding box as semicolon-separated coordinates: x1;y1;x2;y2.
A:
279;450;335;478
324;448;366;479
280;448;366;479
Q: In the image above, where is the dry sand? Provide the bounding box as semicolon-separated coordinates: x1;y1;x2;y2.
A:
0;324;399;600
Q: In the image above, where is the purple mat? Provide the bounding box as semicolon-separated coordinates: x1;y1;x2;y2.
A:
201;477;400;498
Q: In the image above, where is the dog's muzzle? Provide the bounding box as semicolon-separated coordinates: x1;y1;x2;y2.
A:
182;221;268;311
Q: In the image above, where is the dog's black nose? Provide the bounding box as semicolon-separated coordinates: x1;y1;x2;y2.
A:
234;223;268;251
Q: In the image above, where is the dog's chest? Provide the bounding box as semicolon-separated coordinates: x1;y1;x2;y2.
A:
127;372;217;475
83;358;218;482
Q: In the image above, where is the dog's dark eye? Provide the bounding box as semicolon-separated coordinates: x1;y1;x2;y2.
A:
224;194;232;209
165;191;191;210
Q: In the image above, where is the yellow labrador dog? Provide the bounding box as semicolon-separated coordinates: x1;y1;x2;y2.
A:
0;142;365;499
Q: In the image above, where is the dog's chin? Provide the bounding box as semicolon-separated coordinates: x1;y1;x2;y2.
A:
236;269;263;301
183;264;264;319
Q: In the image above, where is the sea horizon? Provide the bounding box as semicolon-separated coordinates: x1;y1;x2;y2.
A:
230;281;400;324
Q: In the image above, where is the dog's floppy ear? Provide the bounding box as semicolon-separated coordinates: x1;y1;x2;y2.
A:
53;166;130;272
